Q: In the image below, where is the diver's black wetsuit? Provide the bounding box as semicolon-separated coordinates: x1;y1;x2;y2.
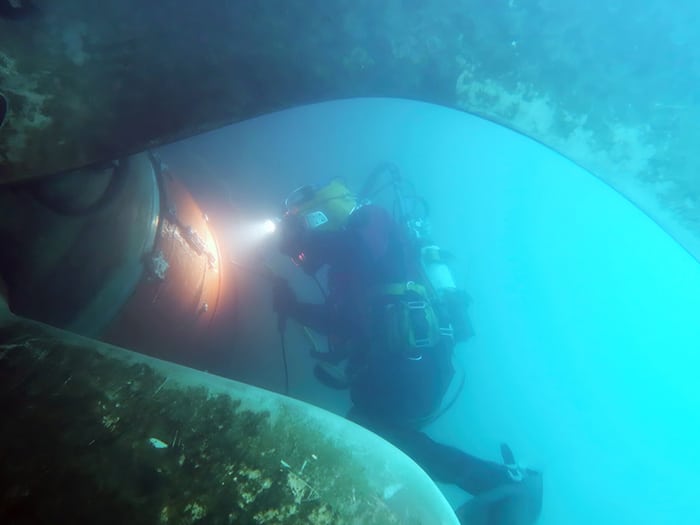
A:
276;204;542;524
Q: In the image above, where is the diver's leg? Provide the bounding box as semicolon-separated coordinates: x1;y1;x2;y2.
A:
388;429;543;525
367;424;515;493
455;467;542;525
348;411;542;525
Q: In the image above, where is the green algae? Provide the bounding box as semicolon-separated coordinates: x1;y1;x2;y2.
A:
0;321;403;524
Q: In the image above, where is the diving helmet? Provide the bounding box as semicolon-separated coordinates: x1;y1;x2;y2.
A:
278;179;359;267
284;178;358;232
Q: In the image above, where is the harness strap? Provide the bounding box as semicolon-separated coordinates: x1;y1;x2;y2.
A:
371;281;454;360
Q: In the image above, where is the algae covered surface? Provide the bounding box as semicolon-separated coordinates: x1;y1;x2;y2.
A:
2;1;700;259
0;320;405;524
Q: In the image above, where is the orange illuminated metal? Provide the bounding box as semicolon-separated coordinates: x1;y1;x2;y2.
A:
0;152;234;368
103;171;225;364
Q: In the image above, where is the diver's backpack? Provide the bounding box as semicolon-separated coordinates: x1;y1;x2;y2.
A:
369;281;451;361
371;281;471;360
368;242;473;360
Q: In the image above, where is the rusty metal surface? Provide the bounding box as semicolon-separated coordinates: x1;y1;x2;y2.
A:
102;172;225;364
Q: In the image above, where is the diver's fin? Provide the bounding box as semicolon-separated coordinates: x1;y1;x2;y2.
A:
313;362;350;389
500;443;524;481
501;443;516;465
455;468;543;525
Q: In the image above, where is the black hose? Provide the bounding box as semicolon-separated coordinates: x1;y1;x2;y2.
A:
0;92;7;130
409;357;467;428
280;326;289;395
27;161;126;216
359;162;400;200
312;274;327;300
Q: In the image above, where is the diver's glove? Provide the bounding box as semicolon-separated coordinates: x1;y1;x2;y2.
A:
278;213;306;258
271;278;298;317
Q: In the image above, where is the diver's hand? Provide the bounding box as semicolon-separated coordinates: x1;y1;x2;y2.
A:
272;279;298;317
278;214;306;258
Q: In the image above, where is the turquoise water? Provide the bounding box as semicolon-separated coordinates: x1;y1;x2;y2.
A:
160;98;700;524
5;2;700;522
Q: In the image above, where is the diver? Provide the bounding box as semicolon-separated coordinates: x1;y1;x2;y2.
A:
270;167;542;524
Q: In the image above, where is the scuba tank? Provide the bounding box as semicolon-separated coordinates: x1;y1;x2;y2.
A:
420;245;473;343
421;245;456;292
360;162;474;344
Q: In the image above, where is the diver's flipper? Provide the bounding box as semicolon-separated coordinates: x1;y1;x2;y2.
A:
455;468;542;525
456;444;542;525
313;362;350;389
501;443;524;482
501;443;516;465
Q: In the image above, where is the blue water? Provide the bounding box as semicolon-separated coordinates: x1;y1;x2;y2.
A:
160;98;700;524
